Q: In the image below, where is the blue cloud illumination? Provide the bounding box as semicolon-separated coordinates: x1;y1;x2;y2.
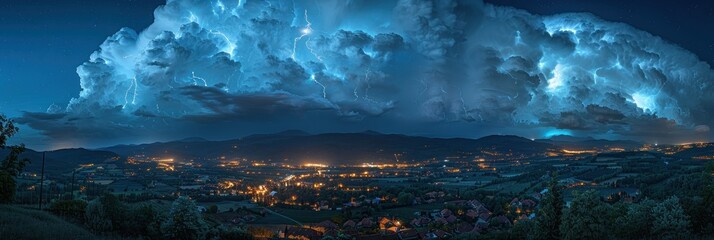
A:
18;0;714;147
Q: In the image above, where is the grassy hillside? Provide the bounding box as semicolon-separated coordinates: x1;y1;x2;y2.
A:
0;205;98;240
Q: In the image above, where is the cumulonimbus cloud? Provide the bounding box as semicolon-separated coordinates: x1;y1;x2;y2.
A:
17;0;714;147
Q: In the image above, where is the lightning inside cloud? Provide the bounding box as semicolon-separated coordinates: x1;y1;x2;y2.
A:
18;0;714;148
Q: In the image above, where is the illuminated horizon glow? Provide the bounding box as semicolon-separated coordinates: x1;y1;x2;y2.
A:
544;129;573;138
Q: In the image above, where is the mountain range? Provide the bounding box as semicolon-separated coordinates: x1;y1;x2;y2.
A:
2;131;652;174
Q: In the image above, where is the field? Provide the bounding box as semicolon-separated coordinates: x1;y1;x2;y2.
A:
0;205;98;240
198;200;256;212
378;203;445;220
251;207;337;225
271;208;337;223
482;181;533;194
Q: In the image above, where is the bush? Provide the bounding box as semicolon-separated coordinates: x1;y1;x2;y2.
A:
49;199;88;223
0;171;15;204
133;203;165;238
161;196;209;240
207;204;218;214
85;194;130;234
85;198;114;233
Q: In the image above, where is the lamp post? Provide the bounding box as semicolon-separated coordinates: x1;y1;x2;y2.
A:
37;152;45;210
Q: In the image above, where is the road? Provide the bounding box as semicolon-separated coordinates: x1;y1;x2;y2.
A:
261;207;303;226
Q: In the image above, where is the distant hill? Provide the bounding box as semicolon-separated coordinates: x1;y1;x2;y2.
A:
0;148;119;175
536;135;642;150
100;132;559;165
175;137;210;143
0;132;656;171
673;145;714;159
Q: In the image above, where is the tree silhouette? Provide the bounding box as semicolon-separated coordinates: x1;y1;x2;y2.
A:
161;196;208;240
533;173;563;240
652;196;691;239
560;190;611;240
0;114;28;203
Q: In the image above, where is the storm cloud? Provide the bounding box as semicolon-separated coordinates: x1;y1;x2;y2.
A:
18;0;714;147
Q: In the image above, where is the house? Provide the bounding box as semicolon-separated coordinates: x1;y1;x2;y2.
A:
410;217;431;227
440;209;453;218
455;222;475;234
379;217;393;229
434;218;448;225
397;229;420;240
445;215;457;223
465;209;479;220
476;218;489;229
355;232;399;240
344;220;357;229
358;218;375;229
313;220;338;232
283;226;322;240
424;230;449;239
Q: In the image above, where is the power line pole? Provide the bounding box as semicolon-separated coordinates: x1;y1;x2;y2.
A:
38;152;45;210
70;169;76;200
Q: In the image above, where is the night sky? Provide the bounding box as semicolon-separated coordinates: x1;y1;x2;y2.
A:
1;0;713;150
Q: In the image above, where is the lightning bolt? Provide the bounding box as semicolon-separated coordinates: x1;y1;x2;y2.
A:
291;9;313;60
311;74;327;98
306;40;323;62
460;89;478;121
187;11;199;23
124;77;138;108
225;68;239;92
210;30;236;57
192;72;208;86
362;70;378;104
132;77;138;104
300;10;324;62
418;78;428;102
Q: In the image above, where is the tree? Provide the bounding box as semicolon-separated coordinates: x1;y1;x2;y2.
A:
0;171;15;203
533;174;563;240
218;226;253;240
161;196;209;240
510;220;535;239
133;203;164;239
397;192;415;205
560;190;611;240
49;199;88;223
207;204;218;214
613;198;656;239
691;162;714;234
85;194;130;233
452;232;481;240
651;196;691;239
0;115;28;203
85;197;114;233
